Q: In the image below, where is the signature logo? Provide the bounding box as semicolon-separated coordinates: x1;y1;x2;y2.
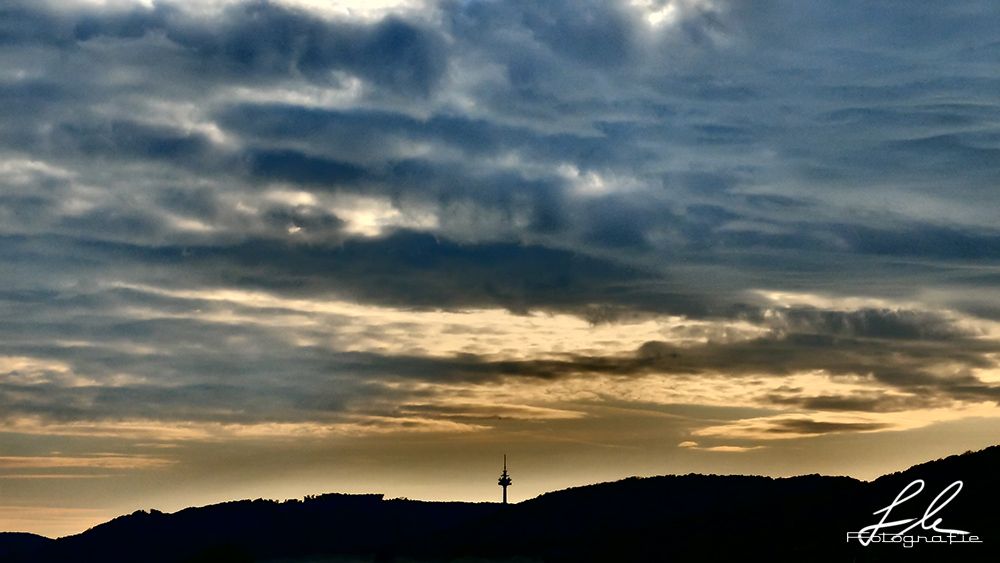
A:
846;479;983;548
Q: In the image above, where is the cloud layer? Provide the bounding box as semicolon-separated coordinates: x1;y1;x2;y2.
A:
1;0;999;536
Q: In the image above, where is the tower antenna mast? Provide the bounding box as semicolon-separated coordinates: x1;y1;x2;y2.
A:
498;454;512;504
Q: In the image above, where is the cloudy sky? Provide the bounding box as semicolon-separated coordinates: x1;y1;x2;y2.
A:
2;0;999;537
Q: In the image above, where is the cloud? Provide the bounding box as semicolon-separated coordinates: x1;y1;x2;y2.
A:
765;391;942;413
763;419;889;435
692;414;891;441
700;445;764;453
676;440;764;452
0;454;174;470
4;0;448;94
1;280;995;434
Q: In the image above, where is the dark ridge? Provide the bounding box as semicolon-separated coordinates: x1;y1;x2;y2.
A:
2;446;996;562
0;532;54;560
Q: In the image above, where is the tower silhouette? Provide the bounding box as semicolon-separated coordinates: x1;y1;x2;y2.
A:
498;455;512;504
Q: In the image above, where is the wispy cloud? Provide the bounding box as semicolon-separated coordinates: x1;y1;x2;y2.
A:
0;454;174;470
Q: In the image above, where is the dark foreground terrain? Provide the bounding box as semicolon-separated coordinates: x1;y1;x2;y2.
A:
3;446;997;562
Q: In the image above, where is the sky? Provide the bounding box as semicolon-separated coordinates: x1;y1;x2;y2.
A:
1;0;999;538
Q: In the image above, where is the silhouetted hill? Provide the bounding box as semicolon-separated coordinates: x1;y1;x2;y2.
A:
0;532;53;560
2;446;997;562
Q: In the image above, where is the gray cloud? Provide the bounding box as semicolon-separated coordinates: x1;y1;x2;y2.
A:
3;0;447;94
766;392;944;413
2;273;994;429
763;419;890;435
0;0;998;438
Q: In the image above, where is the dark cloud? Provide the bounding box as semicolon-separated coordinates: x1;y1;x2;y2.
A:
766;392;945;413
1;230;692;314
763;419;889;435
2;313;994;427
836;223;1000;260
51;120;214;162
0;0;998;438
246;149;367;186
2;0;447;94
763;307;973;341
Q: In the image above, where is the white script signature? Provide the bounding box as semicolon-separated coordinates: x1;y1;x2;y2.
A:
846;479;982;547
